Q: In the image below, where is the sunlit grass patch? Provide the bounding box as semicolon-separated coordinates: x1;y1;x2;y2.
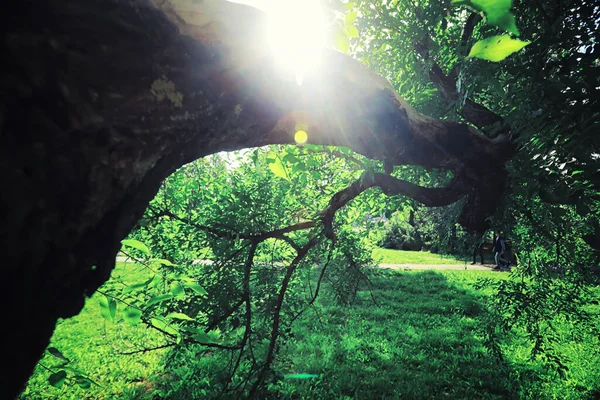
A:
21;263;164;400
22;266;600;399
373;247;464;265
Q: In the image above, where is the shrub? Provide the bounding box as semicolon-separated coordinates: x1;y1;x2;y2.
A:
378;221;424;251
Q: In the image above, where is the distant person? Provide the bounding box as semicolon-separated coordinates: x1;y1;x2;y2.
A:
492;230;511;271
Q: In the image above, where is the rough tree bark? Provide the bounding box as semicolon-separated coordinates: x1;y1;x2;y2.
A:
0;0;514;396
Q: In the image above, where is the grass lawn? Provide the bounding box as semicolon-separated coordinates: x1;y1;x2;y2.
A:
21;264;600;399
373;247;465;265
20;263;167;400
269;269;600;399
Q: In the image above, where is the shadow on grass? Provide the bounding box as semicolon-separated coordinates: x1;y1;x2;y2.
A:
269;270;518;399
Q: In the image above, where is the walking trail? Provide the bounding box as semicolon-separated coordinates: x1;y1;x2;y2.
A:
379;263;495;271
116;256;496;271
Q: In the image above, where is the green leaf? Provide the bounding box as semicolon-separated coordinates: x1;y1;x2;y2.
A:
193;331;214;343
146;293;174;307
182;282;208;296
74;375;94;389
123;307;142;325
346;25;359;38
489;12;519;36
109;298;117;320
344;2;355;10
121;239;150;255
452;0;511;13
123;275;155;294
170;281;185;298
166;312;194;321
284;373;321;380
345;11;357;25
47;347;69;362
291;163;307;174
150;317;179;336
467;35;530;62
48;370;67;388
451;0;519;35
267;153;289;181
99;295;117;322
335;31;350;54
150;258;176;267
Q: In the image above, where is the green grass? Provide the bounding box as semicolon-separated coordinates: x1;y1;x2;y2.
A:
21;264;600;399
20;263;165;400
373;247;465;265
269;270;600;399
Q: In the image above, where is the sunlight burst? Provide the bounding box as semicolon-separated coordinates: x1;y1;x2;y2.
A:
266;0;326;85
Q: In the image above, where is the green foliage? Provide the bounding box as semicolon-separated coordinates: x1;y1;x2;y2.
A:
331;2;361;54
267;153;289;181
121;239;150;255
478;189;600;374
99;295;117;322
123;307;142;325
452;0;519;35
450;0;529;61
47;347;69;362
146;294;174;307
378;216;424;250
48;371;67;388
323;226;377;305
182;281;207;295
150;318;179;336
283;373;321;380
114;145;393;396
467;34;530;61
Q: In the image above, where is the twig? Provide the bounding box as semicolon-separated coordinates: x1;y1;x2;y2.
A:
248;236;322;397
218;242;257;396
349;256;379;306
119;342;175;355
206;298;245;332
291;244;333;324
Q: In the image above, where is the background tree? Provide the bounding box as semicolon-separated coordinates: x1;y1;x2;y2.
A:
344;0;600;374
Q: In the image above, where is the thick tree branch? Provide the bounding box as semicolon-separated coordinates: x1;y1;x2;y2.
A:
458;13;483;56
322;172;468;240
410;11;506;133
428;64;505;131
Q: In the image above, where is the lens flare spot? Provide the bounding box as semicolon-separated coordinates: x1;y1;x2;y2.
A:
294;130;308;144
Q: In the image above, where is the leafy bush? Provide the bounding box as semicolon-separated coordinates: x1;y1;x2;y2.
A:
378;211;424;251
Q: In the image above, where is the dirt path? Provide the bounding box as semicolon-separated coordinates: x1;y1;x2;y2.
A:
116;256;496;271
379;263;495;271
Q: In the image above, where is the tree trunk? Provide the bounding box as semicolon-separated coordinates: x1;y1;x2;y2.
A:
0;0;514;396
